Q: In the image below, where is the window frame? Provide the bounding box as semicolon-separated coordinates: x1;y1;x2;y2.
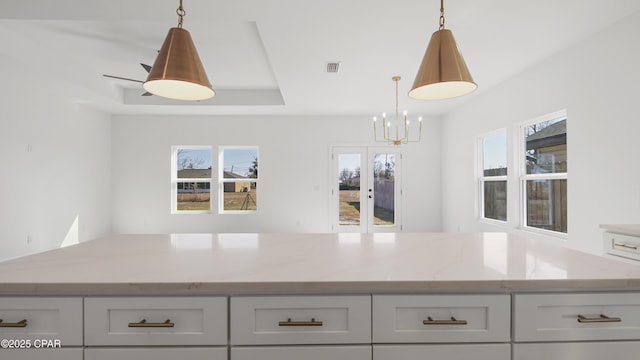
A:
518;110;568;237
218;146;259;214
170;145;214;214
476;129;508;224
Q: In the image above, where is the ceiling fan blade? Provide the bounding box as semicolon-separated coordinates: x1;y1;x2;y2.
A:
102;74;144;83
140;63;152;73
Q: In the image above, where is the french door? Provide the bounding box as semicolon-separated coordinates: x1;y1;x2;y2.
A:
332;147;402;233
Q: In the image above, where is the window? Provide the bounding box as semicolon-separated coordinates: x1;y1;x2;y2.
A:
219;147;258;212
521;111;567;234
171;146;213;213
478;130;508;222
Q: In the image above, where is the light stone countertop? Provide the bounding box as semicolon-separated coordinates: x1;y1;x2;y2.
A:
600;224;640;237
1;232;640;295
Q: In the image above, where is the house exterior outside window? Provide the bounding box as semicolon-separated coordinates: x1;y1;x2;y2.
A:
520;110;567;234
219;146;258;213
171;146;213;213
478;130;508;222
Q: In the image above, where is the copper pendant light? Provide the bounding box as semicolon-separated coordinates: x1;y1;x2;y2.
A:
143;0;215;101
409;0;476;100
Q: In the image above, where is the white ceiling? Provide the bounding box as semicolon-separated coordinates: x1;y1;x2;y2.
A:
2;0;639;117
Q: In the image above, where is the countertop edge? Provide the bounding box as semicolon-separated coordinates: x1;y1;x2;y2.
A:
3;279;640;296
600;224;640;237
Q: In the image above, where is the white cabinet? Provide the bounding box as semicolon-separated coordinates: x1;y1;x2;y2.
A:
373;294;510;343
0;348;83;360
0;297;83;346
374;344;511;360
83;297;228;358
372;294;511;360
85;347;227;360
232;345;371;360
513;293;640;341
85;296;227;346
231;295;371;360
603;230;640;261
513;341;640;360
231;295;371;345
4;290;640;360
513;292;640;359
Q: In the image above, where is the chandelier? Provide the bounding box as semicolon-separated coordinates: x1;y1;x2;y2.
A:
373;76;423;145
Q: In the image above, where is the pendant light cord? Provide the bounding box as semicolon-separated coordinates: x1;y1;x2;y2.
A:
176;0;186;28
439;0;445;30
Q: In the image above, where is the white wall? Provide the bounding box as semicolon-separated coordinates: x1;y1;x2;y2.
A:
111;114;442;234
441;11;640;255
0;54;112;262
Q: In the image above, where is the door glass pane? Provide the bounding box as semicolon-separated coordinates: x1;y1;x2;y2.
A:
525;118;567;174
373;153;395;226
338;154;361;226
484;180;507;221
526;179;567;233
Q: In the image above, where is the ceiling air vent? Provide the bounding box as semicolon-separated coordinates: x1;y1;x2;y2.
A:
326;62;341;73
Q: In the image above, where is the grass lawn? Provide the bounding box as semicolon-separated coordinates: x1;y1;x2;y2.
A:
339;190;394;226
177;191;258;211
177;192;210;211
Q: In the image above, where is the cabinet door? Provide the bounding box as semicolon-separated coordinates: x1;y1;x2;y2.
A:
0;349;83;360
374;344;510;360
373;294;510;343
232;345;371;360
514;341;640;360
0;297;83;345
85;347;227;360
85;297;227;346
231;295;371;345
514;293;640;341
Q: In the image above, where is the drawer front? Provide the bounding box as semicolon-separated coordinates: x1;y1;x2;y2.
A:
514;341;640;360
84;297;227;346
231;295;371;345
0;348;83;360
0;297;83;345
85;347;227;360
372;294;510;343
514;293;640;341
373;344;511;360
603;232;640;261
232;345;371;360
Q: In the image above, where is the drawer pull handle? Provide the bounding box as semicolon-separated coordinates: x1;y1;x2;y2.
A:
128;319;175;328
0;319;28;328
613;243;638;251
278;318;324;327
423;317;468;325
577;314;622;323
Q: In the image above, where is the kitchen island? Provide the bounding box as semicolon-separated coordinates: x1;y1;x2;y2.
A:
1;232;640;294
1;232;640;360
